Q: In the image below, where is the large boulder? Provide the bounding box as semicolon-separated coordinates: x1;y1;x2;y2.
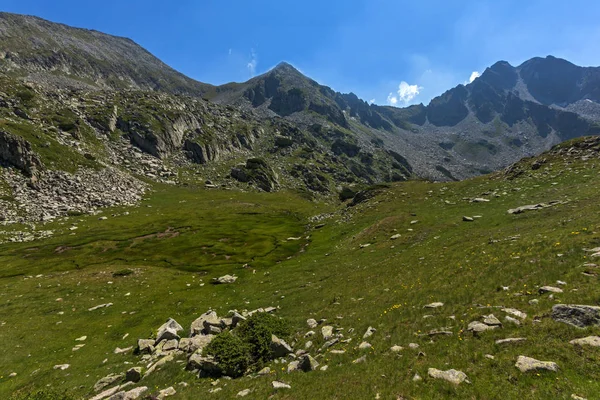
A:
190;311;219;336
515;356;558;372
0;130;44;177
94;373;124;392
155;318;183;344
179;334;215;353
270;334;293;358
299;354;319;372
136;339;155;354
552;305;600;328
188;354;221;377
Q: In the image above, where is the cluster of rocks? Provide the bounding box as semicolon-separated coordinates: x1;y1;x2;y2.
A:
104;139;179;185
0;166;147;224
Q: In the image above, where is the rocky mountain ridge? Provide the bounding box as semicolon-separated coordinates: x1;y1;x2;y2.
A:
1;11;600;224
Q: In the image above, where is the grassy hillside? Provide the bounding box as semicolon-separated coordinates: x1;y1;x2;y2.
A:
2;138;600;399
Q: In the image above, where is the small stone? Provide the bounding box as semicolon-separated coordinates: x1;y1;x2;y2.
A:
515;356;558;372
539;286;563;294
320;365;328;371
428;368;469;384
569;336;600;347
390;345;404;352
236;389;251;397
53;364;69;370
75;336;87;341
424;302;444;309
408;343;419;349
504;316;521;325
213;275;237;284
468;321;497;333
8;372;16;377
287;361;300;373
485;354;495;360
502;308;527;320
571;395;587;400
321;325;334;340
363;326;376;339
157;386;176;399
390;234;401;240
272;381;291;389
257;367;271;375
413;373;422;382
462;216;474;222
307;318;318;328
352;355;367;364
359;341;372;350
114;346;133;354
483;314;502;326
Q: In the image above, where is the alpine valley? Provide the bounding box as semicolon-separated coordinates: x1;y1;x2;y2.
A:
1;11;600;400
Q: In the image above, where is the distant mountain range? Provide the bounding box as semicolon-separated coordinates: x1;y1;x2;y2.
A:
1;11;599;187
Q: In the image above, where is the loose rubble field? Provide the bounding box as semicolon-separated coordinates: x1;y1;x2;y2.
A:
2;138;600;399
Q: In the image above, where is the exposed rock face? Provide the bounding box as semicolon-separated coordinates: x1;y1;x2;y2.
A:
230;158;279;192
0;167;147;224
0;130;43;177
552;305;600;328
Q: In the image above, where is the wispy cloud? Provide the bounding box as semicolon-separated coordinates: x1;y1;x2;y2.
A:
469;71;480;83
247;49;257;77
368;98;375;105
387;81;423;105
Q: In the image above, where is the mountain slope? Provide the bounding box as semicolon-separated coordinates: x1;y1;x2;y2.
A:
0;12;213;95
212;57;600;180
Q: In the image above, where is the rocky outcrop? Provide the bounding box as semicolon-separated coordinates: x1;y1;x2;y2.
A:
552;305;600;328
0;167;147;224
0;130;43;177
230;158;279;192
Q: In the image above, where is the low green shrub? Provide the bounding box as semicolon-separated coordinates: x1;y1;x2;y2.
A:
236;312;293;365
205;332;250;378
112;269;134;277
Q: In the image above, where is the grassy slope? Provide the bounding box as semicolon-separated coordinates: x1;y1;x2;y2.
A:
1;145;600;399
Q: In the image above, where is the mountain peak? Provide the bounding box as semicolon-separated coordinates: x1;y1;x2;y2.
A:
269;61;305;77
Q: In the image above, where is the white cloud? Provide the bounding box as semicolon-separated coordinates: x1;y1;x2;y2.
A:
387;81;423;105
247;49;257;77
469;71;481;83
397;81;422;103
387;93;398;105
228;48;232;56
369;98;375;105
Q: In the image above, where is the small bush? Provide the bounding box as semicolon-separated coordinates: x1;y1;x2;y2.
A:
236;312;293;365
112;269;134;277
339;186;357;202
205;332;250;378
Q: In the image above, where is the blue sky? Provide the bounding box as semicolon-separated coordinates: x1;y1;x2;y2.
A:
3;0;600;106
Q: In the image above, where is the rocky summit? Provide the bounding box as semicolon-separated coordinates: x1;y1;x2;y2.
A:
2;8;600;400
